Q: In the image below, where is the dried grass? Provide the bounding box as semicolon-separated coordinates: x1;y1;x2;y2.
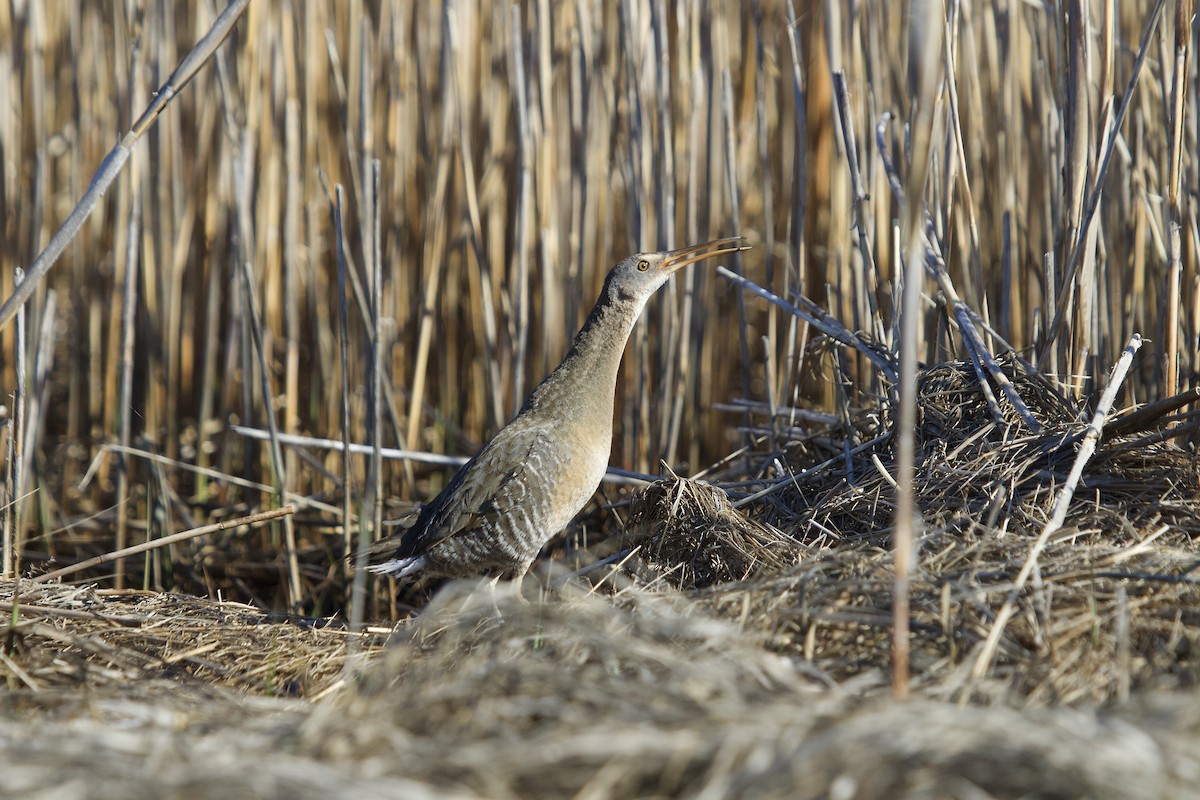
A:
4;583;1200;799
623;475;802;588
684;353;1200;703
0;579;354;704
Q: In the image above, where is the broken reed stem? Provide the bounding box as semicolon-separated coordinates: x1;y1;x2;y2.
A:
229;424;654;486
924;238;1042;431
234;425;465;468
831;70;877;325
972;333;1143;680
715;267;897;382
87;443;341;516
0;0;250;330
31;506;296;584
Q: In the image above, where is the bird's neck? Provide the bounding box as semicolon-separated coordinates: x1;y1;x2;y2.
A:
523;291;646;424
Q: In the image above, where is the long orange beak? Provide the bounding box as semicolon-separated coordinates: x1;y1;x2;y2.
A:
660;237;751;273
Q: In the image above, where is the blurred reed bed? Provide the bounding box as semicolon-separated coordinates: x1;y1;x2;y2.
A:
0;0;1195;613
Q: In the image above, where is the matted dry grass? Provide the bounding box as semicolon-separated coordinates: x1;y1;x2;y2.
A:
0;580;355;704
3;580;1200;800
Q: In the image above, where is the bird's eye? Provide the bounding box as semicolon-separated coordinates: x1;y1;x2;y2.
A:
637;260;650;271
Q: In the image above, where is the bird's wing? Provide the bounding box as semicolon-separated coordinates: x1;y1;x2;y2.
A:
376;423;553;559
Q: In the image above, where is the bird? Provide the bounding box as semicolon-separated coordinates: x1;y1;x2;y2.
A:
366;237;748;582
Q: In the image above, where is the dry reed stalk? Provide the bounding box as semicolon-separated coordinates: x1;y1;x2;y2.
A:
508;5;533;423
237;259;302;610
893;0;945;701
1163;0;1193;402
1062;0;1092;385
782;0;810;415
32;506;295;585
2;270;26;581
972;333;1143;680
114;126;142;592
721;66;753;458
83;443;341;517
353;160;385;639
283;98;302;522
333;185;355;569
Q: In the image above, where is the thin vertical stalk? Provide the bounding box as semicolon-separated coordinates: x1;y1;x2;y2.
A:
831;71;879;352
721;67;752;451
239;258;303;611
114;164;142;591
753;0;777;406
195;239;224;501
283;99;301;510
1163;0;1192;401
667;3;705;470
3;269;26;579
652;0;678;463
333;186;356;600
783;0;809;409
20;289;57;539
351;162;385;637
510;4;533;418
894;0;944;702
404;4;457;477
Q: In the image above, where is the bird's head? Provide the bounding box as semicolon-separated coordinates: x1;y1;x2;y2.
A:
603;237;749;305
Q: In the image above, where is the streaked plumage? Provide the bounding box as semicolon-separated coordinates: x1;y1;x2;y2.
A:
367;238;746;581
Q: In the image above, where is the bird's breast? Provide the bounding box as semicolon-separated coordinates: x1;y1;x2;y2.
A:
514;417;610;540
